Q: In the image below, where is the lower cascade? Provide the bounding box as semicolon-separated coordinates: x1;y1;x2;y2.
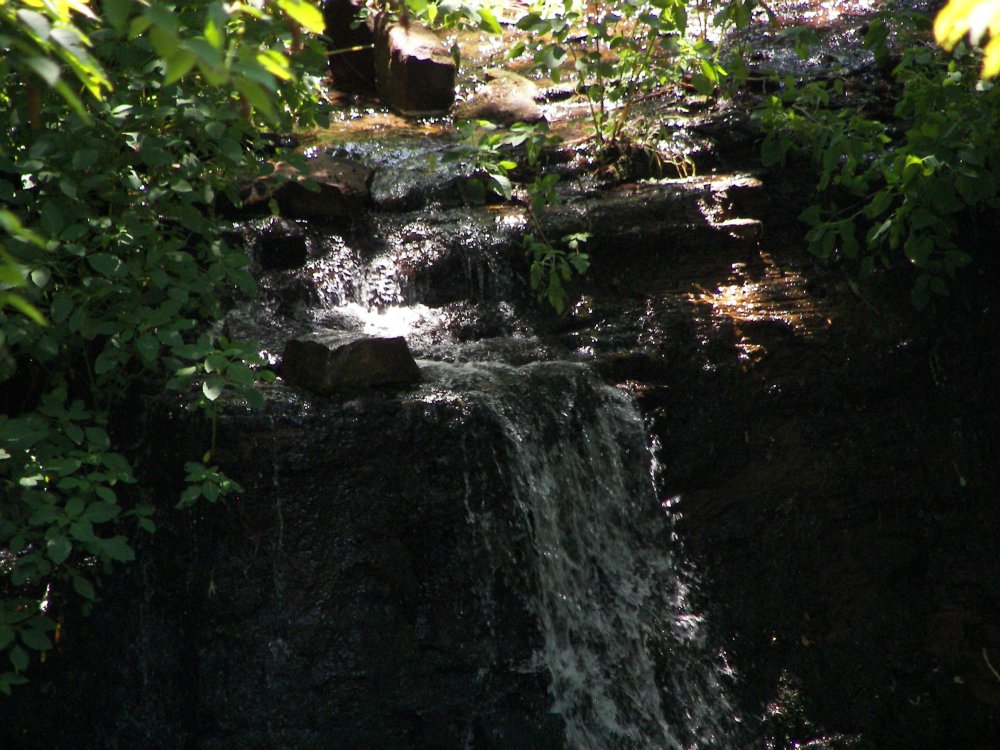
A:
429;360;737;749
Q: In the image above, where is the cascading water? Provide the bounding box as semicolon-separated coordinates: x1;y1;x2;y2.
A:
425;360;737;749
233;135;741;747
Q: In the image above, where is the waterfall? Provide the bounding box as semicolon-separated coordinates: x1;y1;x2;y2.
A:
425;360;736;750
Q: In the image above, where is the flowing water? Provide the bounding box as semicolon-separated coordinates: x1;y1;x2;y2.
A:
227;25;761;742
423;360;738;748
230;145;744;748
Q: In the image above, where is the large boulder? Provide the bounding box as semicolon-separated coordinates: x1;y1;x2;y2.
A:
374;14;455;116
281;335;422;393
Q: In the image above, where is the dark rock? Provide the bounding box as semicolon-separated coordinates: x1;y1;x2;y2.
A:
252;218;309;272
374;14;455;116
0;374;585;750
455;70;545;125
271;156;373;220
281;335;422;393
234;155;373;221
323;0;377;93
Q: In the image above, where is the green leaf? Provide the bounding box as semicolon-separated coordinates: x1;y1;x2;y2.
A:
93;346;122;375
476;6;502;33
19;629;52;652
82;501;120;524
46;536;72;565
69;519;97;543
104;0;133;32
28;505;62;526
24;56;61;87
866;189;894;219
202;377;224;401
235;79;277;123
0;673;29;696
100;536;135;563
0;293;48;326
17;10;51;42
72;575;96;600
164;49;198;85
529;263;543;290
9;646;28;673
88;253;124;277
540;44;567;72
204;353;228;373
94;486;117;504
176;484;202;509
204;15;225;49
488;173;512;200
256;50;292;81
85;427;110;449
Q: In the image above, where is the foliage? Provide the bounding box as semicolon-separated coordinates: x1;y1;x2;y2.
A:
446;119;590;312
935;0;1000;77
511;0;731;148
0;0;324;691
405;0;503;34
756;13;999;307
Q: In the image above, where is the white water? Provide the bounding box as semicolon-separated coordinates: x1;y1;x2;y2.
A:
424;361;737;749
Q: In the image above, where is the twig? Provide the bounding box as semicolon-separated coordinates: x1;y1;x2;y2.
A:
983;647;1000;684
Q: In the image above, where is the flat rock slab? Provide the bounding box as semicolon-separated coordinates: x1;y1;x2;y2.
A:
229;154;372;221
374;15;455;116
281;335;421;394
454;70;544;125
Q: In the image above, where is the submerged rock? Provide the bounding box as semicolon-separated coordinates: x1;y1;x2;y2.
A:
369;150;473;210
281;335;422;393
374;14;456;116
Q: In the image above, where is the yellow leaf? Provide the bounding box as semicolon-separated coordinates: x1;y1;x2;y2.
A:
274;0;325;34
256;49;292;80
935;0;1000;49
983;34;1000;76
935;0;1000;76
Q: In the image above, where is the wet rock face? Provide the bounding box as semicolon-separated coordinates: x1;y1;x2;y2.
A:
281;335;422;393
369;151;474;211
374;14;456;116
0;389;568;750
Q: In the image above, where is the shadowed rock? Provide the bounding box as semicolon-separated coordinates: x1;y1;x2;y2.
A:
323;0;377;93
281;336;421;393
234;155;373;221
374;13;455;116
